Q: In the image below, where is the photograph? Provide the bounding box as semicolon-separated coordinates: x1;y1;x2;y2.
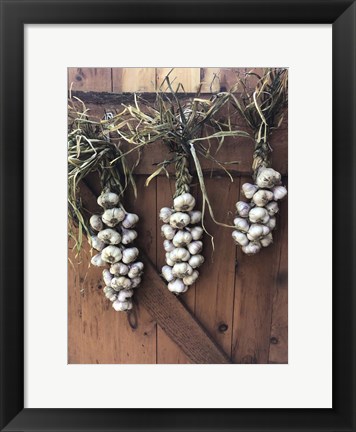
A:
67;67;288;365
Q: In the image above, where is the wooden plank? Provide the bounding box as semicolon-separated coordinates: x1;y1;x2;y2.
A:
269;193;288;364
68;179;157;364
231;176;287;364
194;177;240;357
156;68;201;92
200;68;221;93
112;68;156;92
155;177;196;364
68;67;112;92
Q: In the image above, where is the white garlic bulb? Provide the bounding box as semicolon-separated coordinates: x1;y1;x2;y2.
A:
159;207;174;223
266;201;279;216
90;235;105;251
242;241;261;255
130;277;141;288
102;208;125;227
128;262;144;278
172;262;193;278
111;276;132;291
232;230;249;246
102;269;113;286
248;207;269;223
173;193;196;212
98;228;121;245
162;265;174;282
163;239;175;252
247;224;264;240
121;228;138;245
252;189;274;207
110;262;129;276
242;183;259;199
262;225;270;236
117;289;134;302
187;240;203;255
97;192;120;209
266;216;276;231
91;253;107;267
188;210;202;224
173;230;192;247
122;247;139;264
165;253;175;267
112;299;133;312
103;286;117;302
272;185;288;200
260;233;273;247
168;279;188;294
236;201;251;218
122;212;139;228
101;245;122;264
183;270;199;286
89;215;103;232
188;254;204;269
169;212;190;229
233;217;250;233
169;247;190;263
256;167;281;189
161;224;176;240
190;226;203;240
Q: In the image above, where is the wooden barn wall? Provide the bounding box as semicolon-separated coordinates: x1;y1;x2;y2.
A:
68;67;288;364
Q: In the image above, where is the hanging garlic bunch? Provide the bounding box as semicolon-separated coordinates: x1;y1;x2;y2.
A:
232;167;287;255
159;157;204;294
89;190;144;311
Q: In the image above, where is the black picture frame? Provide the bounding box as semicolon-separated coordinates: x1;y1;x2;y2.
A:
1;1;355;431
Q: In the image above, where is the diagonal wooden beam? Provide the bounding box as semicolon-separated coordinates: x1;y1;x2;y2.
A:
79;181;232;364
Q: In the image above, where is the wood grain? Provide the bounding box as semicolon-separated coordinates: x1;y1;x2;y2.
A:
200;68;221;93
68;68;112;92
112;68;156;93
156;68;201;92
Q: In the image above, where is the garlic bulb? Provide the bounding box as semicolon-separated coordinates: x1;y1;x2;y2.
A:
236;201;251;218
173;193;196;212
183;270;199;286
188;254;204;269
161;224;176;240
252;189;274;207
128;262;144;278
187;240;203;255
163;239;175;252
91;253;107;267
232;230;249;246
130;277;141;288
233;217;249;233
102;269;113;286
102;208;125;227
159;207;174;223
122;213;139;228
121;228;138;245
190;226;203;240
266;201;279;216
173;230;192;247
169;212;190;229
98;228;121;245
242;241;261;255
272;185;288;201
172;262;193;278
256;167;281;189
101;245;122;264
168;279;188;294
242;183;259;199
111;276;132;291
165;252;175;267
90;236;105;252
97;192;120;209
169;247;190;263
188;210;202;224
110;262;129;276
232;168;286;254
112;299;133;312
90;215;103;232
117;289;134;302
103;286;117;302
162;265;174;282
122;247;139;264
